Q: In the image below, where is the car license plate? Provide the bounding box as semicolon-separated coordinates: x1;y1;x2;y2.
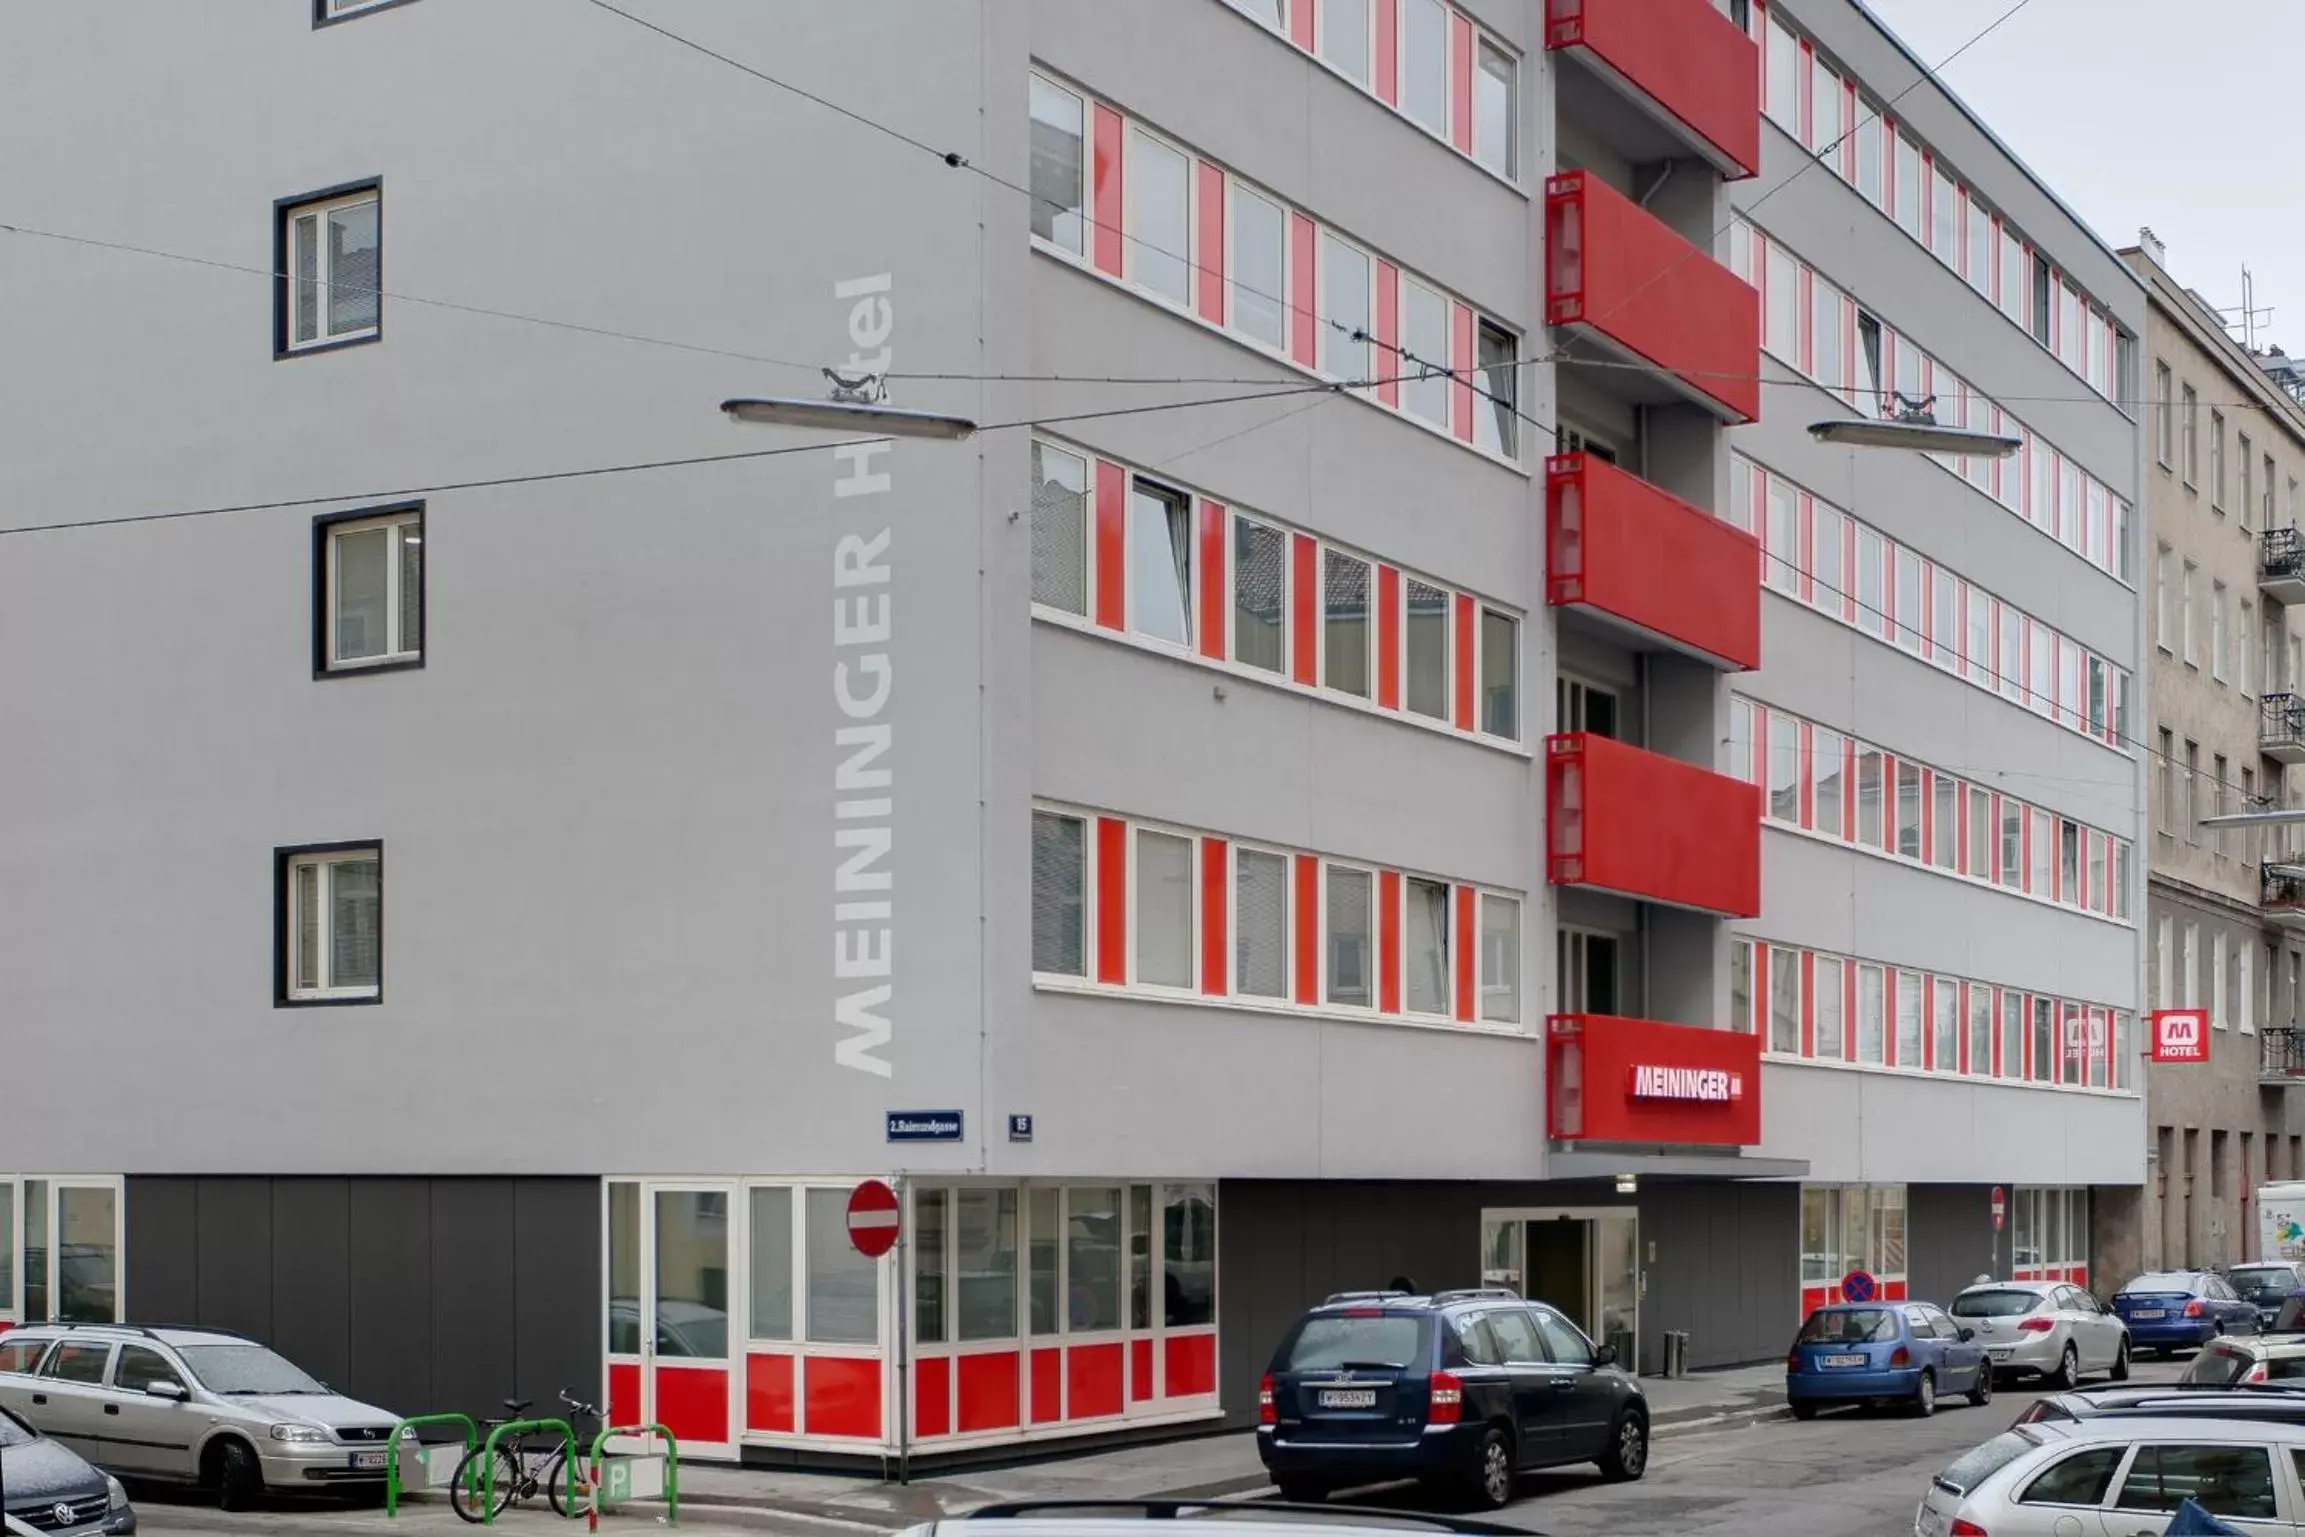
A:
351;1451;388;1471
1916;1507;1948;1537
1987;1345;2013;1357
2131;1309;2165;1320
1820;1353;1866;1367
1318;1389;1377;1409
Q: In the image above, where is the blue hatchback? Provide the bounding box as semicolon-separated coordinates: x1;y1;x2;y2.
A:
2112;1270;2262;1354
1785;1301;1991;1419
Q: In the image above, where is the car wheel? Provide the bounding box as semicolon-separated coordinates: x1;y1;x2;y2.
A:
1274;1479;1329;1505
2053;1343;2080;1390
210;1437;264;1513
2110;1337;2132;1381
1967;1363;1993;1407
1909;1370;1936;1418
1789;1400;1819;1421
1463;1425;1514;1510
1599;1410;1648;1482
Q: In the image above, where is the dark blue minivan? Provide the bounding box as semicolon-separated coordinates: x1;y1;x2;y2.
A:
1256;1288;1648;1509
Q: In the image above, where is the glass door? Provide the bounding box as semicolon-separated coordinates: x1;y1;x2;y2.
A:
17;1179;121;1324
644;1185;735;1458
1593;1212;1639;1368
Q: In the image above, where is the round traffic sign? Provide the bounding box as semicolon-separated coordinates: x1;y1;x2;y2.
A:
1840;1269;1876;1303
846;1179;900;1259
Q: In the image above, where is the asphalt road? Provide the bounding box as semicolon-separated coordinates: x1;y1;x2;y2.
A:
117;1359;2195;1537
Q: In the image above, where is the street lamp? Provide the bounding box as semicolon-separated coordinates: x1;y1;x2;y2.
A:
2198;810;2305;829
721;369;977;441
1809;394;2020;459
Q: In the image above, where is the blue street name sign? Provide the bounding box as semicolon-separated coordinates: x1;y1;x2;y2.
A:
886;1110;964;1143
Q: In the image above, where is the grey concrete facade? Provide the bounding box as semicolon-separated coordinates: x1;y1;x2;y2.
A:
2123;239;2305;1278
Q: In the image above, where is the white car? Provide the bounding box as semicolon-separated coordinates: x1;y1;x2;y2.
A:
2185;1335;2305;1387
1916;1414;2305;1536
1949;1279;2131;1387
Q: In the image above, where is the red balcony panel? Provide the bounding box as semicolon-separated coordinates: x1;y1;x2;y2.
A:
1545;172;1760;424
1547;452;1760;671
1545;0;1760;180
1547;732;1760;917
1546;1013;1761;1146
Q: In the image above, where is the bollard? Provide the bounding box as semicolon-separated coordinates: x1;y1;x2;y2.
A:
1659;1329;1690;1378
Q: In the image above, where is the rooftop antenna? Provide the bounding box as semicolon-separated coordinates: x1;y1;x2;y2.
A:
2215;265;2275;350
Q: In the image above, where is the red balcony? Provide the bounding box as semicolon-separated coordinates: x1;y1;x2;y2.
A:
1547;452;1760;671
1545;0;1760;181
1547;732;1761;916
1545;171;1761;424
1547;1014;1761;1147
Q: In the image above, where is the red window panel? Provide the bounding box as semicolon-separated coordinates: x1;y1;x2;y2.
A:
1197;499;1227;660
1094;460;1127;630
1290;533;1318;686
1453;885;1477;1023
1449;13;1474;152
1452;594;1475;729
1376;564;1402;709
1379;870;1403;1014
1092;104;1125;277
1096;818;1128;984
1450;302;1476;442
1195;162;1226;327
1375;262;1401;408
1200;837;1228;996
1292;853;1319;1004
1289;212;1319;366
1291;0;1316;49
1800;950;1815;1056
1375;0;1400;105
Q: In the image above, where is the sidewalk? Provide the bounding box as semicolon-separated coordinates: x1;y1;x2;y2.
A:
630;1364;1789;1532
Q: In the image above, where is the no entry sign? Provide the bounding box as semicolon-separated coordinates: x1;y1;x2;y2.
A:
847;1179;900;1259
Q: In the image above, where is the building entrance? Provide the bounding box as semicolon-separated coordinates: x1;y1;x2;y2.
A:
1479;1208;1640;1367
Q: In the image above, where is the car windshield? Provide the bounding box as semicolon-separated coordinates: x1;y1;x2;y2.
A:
1798;1308;1897;1344
1282;1315;1424;1372
175;1344;327;1395
0;1409;32;1449
2120;1273;2201;1295
1953;1289;2043;1318
2234;1267;2297;1292
2183;1343;2255;1386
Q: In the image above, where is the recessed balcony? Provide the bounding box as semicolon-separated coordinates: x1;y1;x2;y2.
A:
1543;0;1761;180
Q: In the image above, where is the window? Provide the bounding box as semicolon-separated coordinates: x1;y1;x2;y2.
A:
2114;1445;2277;1522
315;0;412;19
1232;516;1288;673
114;1345;183;1395
1127;129;1191;306
1129;480;1192;645
1163;1183;1217;1327
1229;184;1287;350
1405;877;1451;1015
277;182;380;353
2031;254;2052;346
277;843;381;1004
1929;164;1955;265
1854;109;1881;204
1234;848;1289;999
2153;544;2171;651
1134;829;1195;988
1856;310;1884;407
1401;0;1447;132
1559;930;1619;1015
1474;322;1518;458
1999;803;2021;888
2213;930;2229;1031
1323;549;1372;697
1326;865;1373;1007
2213;412;2228;507
1769;947;1800;1054
1933;983;1957;1070
316;506;422;672
1318;233;1370;381
1764;478;1797;595
1813;727;1845;836
1475;40;1516;178
1230;0;1284;27
1896;972;1922;1064
1031;811;1086;976
1967;786;1989;875
957;1187;1019;1339
1998;229;2025;327
1767;711;1799;823
2021;1447;2122;1508
2243;601;2257;694
1031;441;1089;615
1320;0;1371;83
1932;776;1956;868
1998;989;2021;1078
748;1186;794;1342
1857;965;1886;1063
44;1344;111;1386
1856;748;1884;847
1559;677;1618;737
1892;134;1921;239
2182;561;2198;664
1400;279;1450;428
1814;956;1843;1059
1809;54;1841;157
1480;895;1520;1023
1404;578;1449;720
807;1188;880;1344
1964;193;1991;294
1067;1187;1121;1330
2029;808;2053;894
1967;986;1991;1074
1481;608;1518;739
1812;277;1842;392
2182;384;2200;485
1764;18;1799;134
1028;77;1087;255
1894;549;1922;654
2270;454;2281;526
1857;527;1885;640
1764;244;1797;363
1896;761;1922;859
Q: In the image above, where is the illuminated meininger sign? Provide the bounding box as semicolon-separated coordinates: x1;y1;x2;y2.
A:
1629;1065;1742;1103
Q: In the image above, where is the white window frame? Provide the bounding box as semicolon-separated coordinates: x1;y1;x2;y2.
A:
1397;0;1451;139
1125;475;1196;653
1223;174;1290;358
1231;842;1295;1001
1401;874;1454;1019
318;0;410;18
1400;571;1453;723
1127;824;1200;994
321;507;423;671
1314;227;1375;385
1320;860;1378;1011
1122;122;1195;313
1025;73;1090;262
281;844;383;1003
280;186;381;352
1472;35;1518;181
1318;545;1375;697
1477;891;1521;1025
1029;808;1092;980
0;1176;127;1325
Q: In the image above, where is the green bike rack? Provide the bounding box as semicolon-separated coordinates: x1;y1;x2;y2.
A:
383;1412;480;1518
479;1417;579;1525
586;1422;679;1528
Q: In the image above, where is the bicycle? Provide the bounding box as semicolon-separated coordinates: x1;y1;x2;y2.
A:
448;1388;603;1524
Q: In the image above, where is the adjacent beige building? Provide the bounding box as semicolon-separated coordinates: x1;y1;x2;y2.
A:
2125;230;2305;1274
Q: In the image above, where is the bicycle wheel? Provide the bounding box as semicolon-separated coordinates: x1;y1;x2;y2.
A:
545;1449;590;1519
447;1444;522;1525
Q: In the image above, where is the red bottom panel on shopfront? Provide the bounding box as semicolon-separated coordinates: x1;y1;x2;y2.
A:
915;1358;950;1438
1165;1332;1216;1397
1068;1343;1124;1420
608;1362;641;1429
655;1366;729;1446
746;1354;795;1434
1030;1348;1063;1424
958;1352;1021;1433
806;1357;881;1439
1131;1339;1154;1402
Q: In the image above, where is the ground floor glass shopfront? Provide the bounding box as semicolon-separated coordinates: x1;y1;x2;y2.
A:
1797;1183;1907;1316
604;1178;1219;1460
2009;1185;2091;1288
0;1175;125;1330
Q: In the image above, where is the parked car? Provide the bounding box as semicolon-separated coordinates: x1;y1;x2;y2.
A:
0;1402;135;1536
899;1501;1527;1537
1256;1287;1649;1509
2230;1262;2305;1330
0;1323;413;1511
1914;1414;2305;1536
1785;1301;1991;1419
2016;1384;2305;1428
2112;1271;2262;1356
1949;1279;2131;1388
2183;1336;2305;1388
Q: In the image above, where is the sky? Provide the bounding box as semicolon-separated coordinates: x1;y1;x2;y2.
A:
1860;0;2303;347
